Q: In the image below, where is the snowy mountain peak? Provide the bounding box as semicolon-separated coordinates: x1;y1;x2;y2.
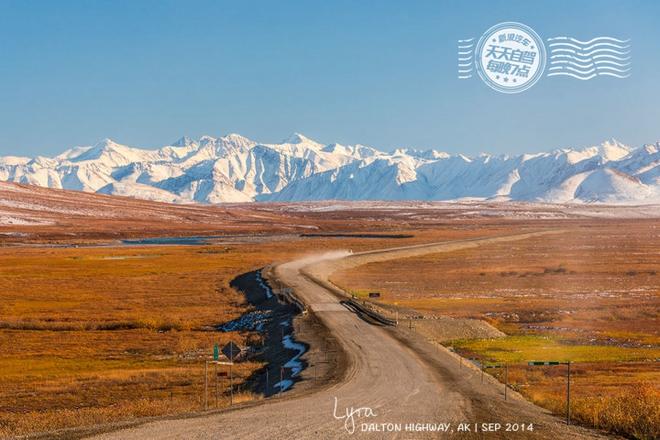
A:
72;139;131;162
283;132;320;146
95;138;125;150
396;148;451;160
0;135;658;205
558;139;632;165
172;136;195;147
221;133;255;149
642;143;659;154
597;139;632;161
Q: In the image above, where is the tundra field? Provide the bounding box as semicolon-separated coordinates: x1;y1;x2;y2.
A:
0;183;658;439
1;232;516;437
331;219;660;439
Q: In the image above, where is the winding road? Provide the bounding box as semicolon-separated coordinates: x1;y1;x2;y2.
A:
90;232;610;439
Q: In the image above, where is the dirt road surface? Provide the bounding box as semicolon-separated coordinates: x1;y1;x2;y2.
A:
89;231;611;439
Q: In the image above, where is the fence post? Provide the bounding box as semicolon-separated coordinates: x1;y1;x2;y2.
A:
504;364;508;401
566;361;571;425
214;362;219;408
204;360;208;411
230;361;233;406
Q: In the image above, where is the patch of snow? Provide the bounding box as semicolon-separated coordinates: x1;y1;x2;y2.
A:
274;379;293;391
282;334;306;377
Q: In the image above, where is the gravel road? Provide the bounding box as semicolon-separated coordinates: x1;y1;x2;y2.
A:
88;232;612;440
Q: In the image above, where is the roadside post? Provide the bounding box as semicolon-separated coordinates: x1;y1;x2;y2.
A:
215;360;234;405
204;360;208;411
221;342;240;406
504;364;508;401
466;358;485;384
528;361;571;425
467;357;482;381
567;361;571;425
483;364;507;400
213;343;219;408
214;362;218;407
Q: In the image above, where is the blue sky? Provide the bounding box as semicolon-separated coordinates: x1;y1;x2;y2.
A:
0;0;658;156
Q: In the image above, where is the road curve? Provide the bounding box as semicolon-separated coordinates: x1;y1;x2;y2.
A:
89;231;610;440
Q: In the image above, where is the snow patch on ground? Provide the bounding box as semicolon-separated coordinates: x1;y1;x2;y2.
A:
282;334;306;377
217;311;272;332
255;271;273;299
274;379;293;391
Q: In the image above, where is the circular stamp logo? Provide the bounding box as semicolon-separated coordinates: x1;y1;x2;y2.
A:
474;22;546;93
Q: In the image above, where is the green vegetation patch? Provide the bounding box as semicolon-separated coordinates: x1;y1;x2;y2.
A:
450;335;660;364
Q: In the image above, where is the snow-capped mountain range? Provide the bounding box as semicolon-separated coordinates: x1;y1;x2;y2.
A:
1;133;658;204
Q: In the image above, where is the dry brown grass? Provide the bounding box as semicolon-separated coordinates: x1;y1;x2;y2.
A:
0;226;508;438
522;371;659;440
569;383;659;440
0;245;273;437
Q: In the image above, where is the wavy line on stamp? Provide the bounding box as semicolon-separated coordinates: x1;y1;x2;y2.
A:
548;65;631;75
548;71;631;80
547;36;630;45
457;38;474;80
547;35;631;80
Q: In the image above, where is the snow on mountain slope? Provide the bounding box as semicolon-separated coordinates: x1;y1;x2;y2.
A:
97;182;187;204
574;168;659;203
262;156;424;201
0;134;658;204
559;139;632;164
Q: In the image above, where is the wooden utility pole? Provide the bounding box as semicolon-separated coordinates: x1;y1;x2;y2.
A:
504;364;508;401
214;362;218;407
566;361;571;425
230;357;233;405
204;360;208;411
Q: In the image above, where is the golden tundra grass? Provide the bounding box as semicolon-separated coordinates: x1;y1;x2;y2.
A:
0;244;272;437
332;220;660;439
0;227;508;438
1;215;644;437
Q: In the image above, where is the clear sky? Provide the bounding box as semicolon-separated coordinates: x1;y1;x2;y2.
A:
1;0;658;156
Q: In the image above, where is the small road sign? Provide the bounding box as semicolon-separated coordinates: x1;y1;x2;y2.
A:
213;344;219;361
222;341;242;361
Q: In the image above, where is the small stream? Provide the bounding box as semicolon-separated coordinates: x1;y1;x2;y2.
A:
121;235;224;245
218;269;308;396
